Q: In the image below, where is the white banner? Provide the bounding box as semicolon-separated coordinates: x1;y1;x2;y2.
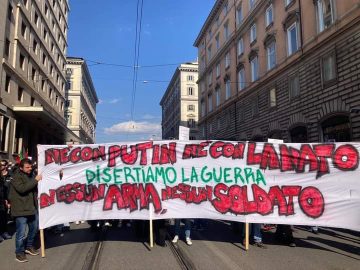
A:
37;141;360;231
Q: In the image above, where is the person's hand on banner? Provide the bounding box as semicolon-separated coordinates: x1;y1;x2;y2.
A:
35;174;42;182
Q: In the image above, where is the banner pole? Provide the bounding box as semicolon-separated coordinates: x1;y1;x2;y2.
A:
40;229;45;257
149;204;154;248
245;223;249;251
149;219;154;248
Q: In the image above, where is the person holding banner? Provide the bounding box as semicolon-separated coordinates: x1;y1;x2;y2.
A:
8;158;42;263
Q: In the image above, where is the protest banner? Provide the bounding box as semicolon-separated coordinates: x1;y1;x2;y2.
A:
37;140;360;231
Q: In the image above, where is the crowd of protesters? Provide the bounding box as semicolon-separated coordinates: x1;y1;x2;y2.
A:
0;157;323;264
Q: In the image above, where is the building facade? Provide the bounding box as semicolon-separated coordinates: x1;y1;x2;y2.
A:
194;0;360;143
160;62;199;140
0;0;78;161
65;57;98;144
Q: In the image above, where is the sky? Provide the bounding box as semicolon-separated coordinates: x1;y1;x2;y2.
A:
67;0;215;143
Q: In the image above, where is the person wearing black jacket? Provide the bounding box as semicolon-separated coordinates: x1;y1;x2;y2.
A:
0;160;12;242
8;158;42;263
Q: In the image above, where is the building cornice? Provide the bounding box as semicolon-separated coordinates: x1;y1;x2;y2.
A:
194;0;225;47
66;57;99;103
160;62;198;106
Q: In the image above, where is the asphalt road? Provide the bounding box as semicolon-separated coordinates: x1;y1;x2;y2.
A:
0;220;359;270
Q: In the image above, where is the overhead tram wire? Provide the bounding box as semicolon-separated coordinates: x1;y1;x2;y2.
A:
125;0;144;140
131;0;144;121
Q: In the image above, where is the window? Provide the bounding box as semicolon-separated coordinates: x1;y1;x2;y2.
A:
237;38;244;56
200;56;205;72
269;88;277;107
187;119;195;128
5;75;11;93
267;42;276;70
209;122;213;134
32;39;38;54
8;4;13;21
237;6;243;25
187;75;194;81
225;79;231;100
224;23;229;41
188;105;195;111
21;22;27;38
317;0;334;32
43;29;48;41
42;53;47;65
289;75;300;99
34;12;39;26
322;53;336;83
208;29;212;39
55;95;58;105
225;52;230;68
287;22;299;55
49;88;53;99
201;101;206;116
250;56;259;82
200;81;205;93
238;68;245;91
31;68;36;81
207;46;212;61
18;87;24;102
285;0;292;7
208;71;213;86
216;16;220;27
216;63;221;77
0;116;10;151
31;97;35;106
217;118;221;130
42;80;46;91
223;2;229;15
252;97;259;117
45;5;49;17
188;87;194;96
4;39;10;57
208;94;213;112
249;0;256;10
215;35;220;50
266;4;273;27
215;87;220;107
19;54;25;70
250;23;257;43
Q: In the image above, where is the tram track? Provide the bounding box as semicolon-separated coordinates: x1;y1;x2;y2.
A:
81;224;197;270
81;227;107;270
166;232;197;270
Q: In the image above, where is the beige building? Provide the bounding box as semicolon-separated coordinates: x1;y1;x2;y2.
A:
0;0;78;161
65;57;98;144
160;62;199;140
194;0;360;143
